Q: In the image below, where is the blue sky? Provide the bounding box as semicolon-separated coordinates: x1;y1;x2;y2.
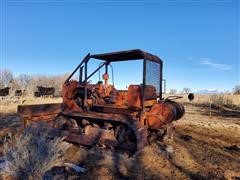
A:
0;0;239;92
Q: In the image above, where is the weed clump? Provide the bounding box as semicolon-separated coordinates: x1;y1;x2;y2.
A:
0;125;71;179
210;95;233;108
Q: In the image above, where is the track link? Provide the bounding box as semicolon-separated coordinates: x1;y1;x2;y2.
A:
53;112;148;155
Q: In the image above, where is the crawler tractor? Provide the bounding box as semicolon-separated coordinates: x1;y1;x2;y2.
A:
18;49;185;155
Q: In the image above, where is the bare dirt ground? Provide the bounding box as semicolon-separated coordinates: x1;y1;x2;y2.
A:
0;97;240;179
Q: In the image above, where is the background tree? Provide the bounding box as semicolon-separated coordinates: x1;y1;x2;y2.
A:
169;89;177;94
0;69;71;97
182;87;191;94
233;85;240;95
17;74;31;89
0;69;14;87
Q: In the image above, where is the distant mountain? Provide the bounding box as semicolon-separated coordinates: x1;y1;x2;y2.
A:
194;89;225;94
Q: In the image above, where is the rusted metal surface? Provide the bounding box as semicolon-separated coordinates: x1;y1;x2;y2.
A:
65;126;136;152
109;90;128;106
18;103;62;128
128;85;142;110
127;85;157;110
18;103;62;117
143;100;185;130
62;80;84;112
65;126;117;147
62;111;130;123
92;104;136;115
90;49;162;64
56;111;147;154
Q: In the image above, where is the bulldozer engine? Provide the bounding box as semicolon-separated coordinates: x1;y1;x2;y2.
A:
17;49;185;155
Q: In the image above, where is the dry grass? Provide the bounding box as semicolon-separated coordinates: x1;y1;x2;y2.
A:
209;94;234;107
168;94;240;109
0;97;62;116
0;125;71;179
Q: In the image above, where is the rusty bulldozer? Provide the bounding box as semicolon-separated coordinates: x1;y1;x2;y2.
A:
18;49;185;155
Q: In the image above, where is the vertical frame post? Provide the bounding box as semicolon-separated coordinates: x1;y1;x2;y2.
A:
105;63;109;74
142;59;146;112
65;53;90;83
79;66;83;83
160;61;163;100
84;60;88;105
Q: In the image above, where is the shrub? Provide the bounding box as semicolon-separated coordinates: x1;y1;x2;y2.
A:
233;85;240;95
210;95;233;108
0;125;71;179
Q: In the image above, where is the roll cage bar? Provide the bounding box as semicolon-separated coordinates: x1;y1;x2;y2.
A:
65;49;163;112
